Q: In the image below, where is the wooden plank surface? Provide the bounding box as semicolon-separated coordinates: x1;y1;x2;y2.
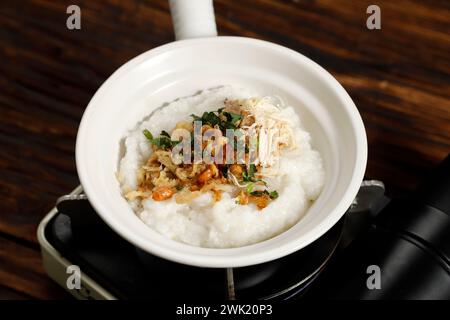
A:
0;0;449;299
0;235;69;299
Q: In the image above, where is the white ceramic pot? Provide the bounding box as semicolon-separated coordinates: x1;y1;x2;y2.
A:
76;0;367;268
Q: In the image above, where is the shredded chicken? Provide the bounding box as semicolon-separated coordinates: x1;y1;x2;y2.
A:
154;150;178;173
239;97;297;176
152;169;178;188
124;190;151;201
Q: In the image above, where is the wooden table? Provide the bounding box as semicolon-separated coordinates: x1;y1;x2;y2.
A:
0;0;449;299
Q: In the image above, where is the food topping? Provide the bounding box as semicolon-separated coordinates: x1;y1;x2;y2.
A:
125;97;293;210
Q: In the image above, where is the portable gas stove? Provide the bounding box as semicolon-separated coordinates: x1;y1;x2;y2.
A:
37;181;387;300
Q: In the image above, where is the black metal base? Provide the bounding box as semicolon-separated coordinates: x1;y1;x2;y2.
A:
45;202;344;300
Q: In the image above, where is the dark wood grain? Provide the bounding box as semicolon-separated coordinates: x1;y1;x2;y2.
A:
0;0;449;299
0;235;70;299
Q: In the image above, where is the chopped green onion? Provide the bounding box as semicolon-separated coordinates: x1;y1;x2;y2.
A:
223;111;242;125
250;189;279;200
160;130;171;138
143;129;153;141
143;129;180;150
243;164;257;182
269;190;279;199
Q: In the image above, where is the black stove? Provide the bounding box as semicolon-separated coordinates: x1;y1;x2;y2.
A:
38;181;387;300
45;201;345;300
38;154;450;300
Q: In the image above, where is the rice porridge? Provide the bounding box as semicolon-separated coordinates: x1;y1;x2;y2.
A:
118;86;325;248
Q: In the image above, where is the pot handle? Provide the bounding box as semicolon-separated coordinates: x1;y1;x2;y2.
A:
169;0;218;40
